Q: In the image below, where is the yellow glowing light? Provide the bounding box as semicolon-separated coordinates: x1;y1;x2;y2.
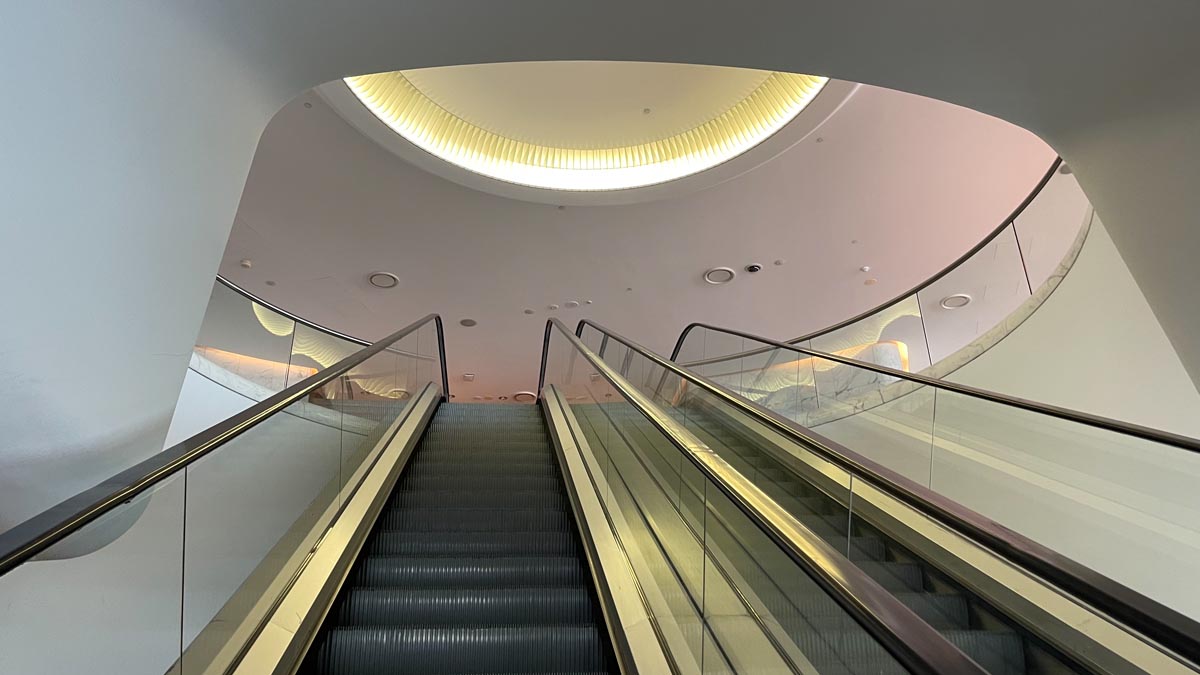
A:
345;70;827;191
251;302;295;337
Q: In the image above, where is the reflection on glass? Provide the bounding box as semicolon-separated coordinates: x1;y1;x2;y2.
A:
288;323;360;388
812;294;929;374
194;283;297;396
1013;170;1092;289
669;165;1093;413
917;225;1031;363
543;326;908;674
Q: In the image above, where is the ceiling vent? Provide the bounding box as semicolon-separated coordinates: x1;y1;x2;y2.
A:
704;267;736;285
940;293;973;310
368;272;400;289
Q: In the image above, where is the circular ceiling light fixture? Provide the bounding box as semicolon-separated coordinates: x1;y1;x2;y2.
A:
344;66;827;192
940;293;973;310
368;272;400;289
512;392;537;403
459;318;478;327
704;267;736;285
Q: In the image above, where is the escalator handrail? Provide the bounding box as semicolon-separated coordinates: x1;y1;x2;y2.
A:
670;157;1063;365
540;318;989;675
672;322;1200;453
0;314;449;577
575;319;1200;665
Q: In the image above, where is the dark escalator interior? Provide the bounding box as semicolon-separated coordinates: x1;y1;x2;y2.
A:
655;400;1066;675
302;403;619;675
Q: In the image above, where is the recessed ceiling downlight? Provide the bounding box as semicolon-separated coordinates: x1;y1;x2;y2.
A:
704;267;736;285
513;392;537;403
940;293;973;310
459;318;478;327
368;272;400;289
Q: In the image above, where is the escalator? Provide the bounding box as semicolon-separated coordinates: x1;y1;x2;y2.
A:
302;403;618;675
4;306;1200;675
598;402;1031;673
564;318;1200;675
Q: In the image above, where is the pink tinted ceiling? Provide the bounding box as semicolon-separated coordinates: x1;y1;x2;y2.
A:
219;81;1054;401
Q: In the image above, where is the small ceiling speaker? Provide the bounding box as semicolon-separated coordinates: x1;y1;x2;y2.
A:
940;293;973;310
704;267;736;285
369;272;400;289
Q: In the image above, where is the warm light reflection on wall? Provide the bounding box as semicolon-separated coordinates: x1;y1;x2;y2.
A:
345;70;827;191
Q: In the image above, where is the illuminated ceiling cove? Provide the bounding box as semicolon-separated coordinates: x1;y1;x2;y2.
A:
345;62;827;191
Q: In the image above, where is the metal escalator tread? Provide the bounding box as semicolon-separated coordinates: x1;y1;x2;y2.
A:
302;403;618;675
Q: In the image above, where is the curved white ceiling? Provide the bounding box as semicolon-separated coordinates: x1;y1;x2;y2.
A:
222;73;1054;403
341;62;827;192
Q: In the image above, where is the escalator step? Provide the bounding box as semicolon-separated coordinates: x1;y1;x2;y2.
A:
856;561;925;592
350;556;588;588
761;591;969;631
307;625;613;675
409;455;556;468
333;587;595;626
783;629;1023;675
366;530;580;557
376;507;572;532
398;474;562;492
403;462;559;479
388;489;568;510
304;404;614;675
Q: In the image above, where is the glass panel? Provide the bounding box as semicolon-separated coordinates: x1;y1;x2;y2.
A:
194;282;296;397
579;323;605;355
422;321;445;397
339;348;411;489
930;388;1200;619
704;480;905;674
287;323;360;388
181;380;344;670
671;373;857;555
811;294;931;375
181;334;422;672
917;225;1031;363
543;326;910;674
785;348;938;488
674;326;708;366
0;317;437;675
570;380;708;672
1013;169;1092;289
0;477;185;675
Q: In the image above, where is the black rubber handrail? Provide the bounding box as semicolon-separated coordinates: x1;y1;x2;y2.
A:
670;157;1063;364
540;318;990;675
0;314;449;577
578;319;1200;666
674;322;1200;453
